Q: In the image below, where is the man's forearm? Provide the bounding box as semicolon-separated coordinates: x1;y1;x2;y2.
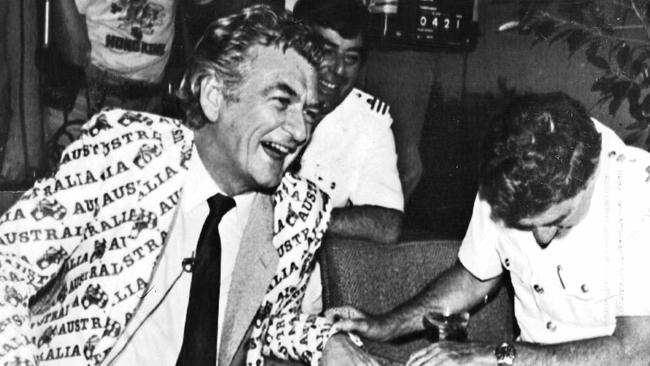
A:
464;335;646;366
514;316;650;366
407;330;648;366
514;337;625;366
380;262;502;341
327;205;403;244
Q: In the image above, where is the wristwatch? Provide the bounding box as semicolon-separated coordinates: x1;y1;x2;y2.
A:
494;341;516;365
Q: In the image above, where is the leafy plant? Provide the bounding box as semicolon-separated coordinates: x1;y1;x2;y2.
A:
504;0;650;147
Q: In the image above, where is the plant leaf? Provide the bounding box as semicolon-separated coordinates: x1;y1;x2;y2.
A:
609;41;626;63
591;75;615;92
548;28;575;44
624;119;648;131
624;129;645;145
631;60;643;77
585;40;599;56
617;43;630;70
627;83;641;119
627;83;640;105
533;19;557;40
641;94;650;117
567;29;590;54
609;97;623;115
612;80;631;98
587;54;610;70
635;50;650;63
608;80;629;115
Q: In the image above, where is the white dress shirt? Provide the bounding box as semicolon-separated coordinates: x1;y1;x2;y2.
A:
113;146;254;365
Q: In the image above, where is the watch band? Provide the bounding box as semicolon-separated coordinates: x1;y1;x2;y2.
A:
494;341;517;365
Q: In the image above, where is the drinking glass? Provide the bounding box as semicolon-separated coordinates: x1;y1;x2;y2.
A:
422;306;470;342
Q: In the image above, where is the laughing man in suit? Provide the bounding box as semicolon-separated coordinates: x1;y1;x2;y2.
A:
0;5;377;366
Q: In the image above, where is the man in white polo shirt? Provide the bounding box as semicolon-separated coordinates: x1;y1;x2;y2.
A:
330;92;650;366
294;0;404;244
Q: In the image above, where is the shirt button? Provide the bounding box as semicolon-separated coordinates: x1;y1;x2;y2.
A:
546;321;557;331
533;284;544;294
504;258;510;267
581;284;589;293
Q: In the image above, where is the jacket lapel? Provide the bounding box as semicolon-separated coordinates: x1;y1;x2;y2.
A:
219;193;278;366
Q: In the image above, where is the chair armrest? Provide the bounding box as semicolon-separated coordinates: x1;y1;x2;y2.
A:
320;234;516;364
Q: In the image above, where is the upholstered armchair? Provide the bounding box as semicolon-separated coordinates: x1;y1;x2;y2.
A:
319;232;517;365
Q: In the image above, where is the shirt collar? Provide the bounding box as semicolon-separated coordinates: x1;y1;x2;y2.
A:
182;145;256;223
182;145;222;213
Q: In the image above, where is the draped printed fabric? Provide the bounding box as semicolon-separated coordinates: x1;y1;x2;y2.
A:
0;108;194;366
246;174;337;366
0;107;342;366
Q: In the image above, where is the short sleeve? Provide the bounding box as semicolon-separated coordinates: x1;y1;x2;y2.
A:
609;141;650;316
458;195;504;280
348;116;404;211
618;206;650;316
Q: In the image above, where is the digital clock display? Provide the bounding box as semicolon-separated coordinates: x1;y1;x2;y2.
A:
412;0;476;49
416;10;464;39
366;0;477;51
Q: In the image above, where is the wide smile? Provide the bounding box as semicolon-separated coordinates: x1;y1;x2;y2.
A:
261;141;296;160
318;79;339;95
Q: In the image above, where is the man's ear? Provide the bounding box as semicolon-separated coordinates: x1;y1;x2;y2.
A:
199;76;224;123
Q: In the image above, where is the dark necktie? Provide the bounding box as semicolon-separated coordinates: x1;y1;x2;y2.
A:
176;193;236;366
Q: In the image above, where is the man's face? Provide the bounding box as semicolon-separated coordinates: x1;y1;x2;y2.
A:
314;26;364;114
209;45;319;193
513;170;598;248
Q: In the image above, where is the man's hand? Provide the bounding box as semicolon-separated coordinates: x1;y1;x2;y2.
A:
322;333;381;366
325;306;394;342
406;341;493;366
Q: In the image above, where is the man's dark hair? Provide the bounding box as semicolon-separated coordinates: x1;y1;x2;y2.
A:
478;92;602;227
178;5;324;130
293;0;370;41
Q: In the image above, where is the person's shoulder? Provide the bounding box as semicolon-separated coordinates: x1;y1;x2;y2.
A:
596;117;650;167
89;108;183;127
81;108;186;137
597;119;650;218
592;118;625;145
344;88;392;122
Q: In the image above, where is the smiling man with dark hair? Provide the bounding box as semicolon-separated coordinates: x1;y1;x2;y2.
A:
292;0;404;323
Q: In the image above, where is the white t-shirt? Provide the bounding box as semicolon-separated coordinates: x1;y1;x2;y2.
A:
112;146;254;364
299;88;403;211
458;119;650;344
75;0;176;83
